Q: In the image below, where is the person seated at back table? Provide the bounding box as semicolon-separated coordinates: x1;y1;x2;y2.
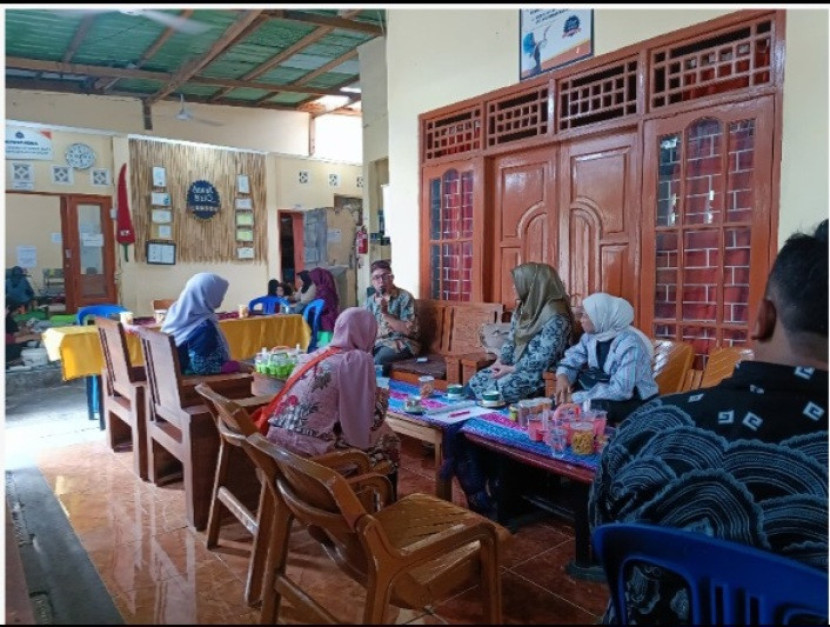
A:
266;279;281;298
288;270;316;314
252;307;401;486
589;219;829;625
364;259;420;376
5;299;41;366
467;262;574;404
161;272;242;376
6;266;35;310
309;267;340;332
554;292;657;425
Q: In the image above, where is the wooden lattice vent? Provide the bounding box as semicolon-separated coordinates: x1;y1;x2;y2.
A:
423;107;482;161
650;17;773;110
557;57;639;132
486;85;550;148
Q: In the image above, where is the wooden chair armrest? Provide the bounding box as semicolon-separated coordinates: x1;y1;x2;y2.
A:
236;394;275;411
181;372;253;403
459;351;497;368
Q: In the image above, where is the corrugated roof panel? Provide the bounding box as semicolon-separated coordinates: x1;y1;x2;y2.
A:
215;88;274;101
73;14;166;65
257;66;310;84
263;92;310;105
110;78;166;93
6;10;82;61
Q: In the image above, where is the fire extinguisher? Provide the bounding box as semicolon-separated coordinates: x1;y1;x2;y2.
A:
355;225;368;255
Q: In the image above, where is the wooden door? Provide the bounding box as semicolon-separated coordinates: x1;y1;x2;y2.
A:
558;130;641;314
640;97;774;368
60;194;117;311
490;147;558;308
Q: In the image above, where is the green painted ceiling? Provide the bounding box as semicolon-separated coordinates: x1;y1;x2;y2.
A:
6;8;384;120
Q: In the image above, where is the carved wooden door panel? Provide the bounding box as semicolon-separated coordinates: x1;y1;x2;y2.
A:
557;131;640;315
490;146;557;307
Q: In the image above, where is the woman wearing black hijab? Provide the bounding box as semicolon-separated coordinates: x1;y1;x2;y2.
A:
289;270;317;314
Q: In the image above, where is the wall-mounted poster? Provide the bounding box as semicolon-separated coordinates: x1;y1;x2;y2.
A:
6;126;53;160
520;9;593;80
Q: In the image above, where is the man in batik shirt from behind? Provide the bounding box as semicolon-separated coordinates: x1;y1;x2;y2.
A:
589;219;829;624
364;259;420;376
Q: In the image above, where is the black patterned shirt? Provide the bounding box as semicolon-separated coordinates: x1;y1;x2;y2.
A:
589;361;828;624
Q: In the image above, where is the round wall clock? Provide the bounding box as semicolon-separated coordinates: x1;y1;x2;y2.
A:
65;142;96;170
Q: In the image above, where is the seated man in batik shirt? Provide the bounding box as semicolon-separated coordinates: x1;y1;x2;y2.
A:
589;219;829;624
364;259;420;376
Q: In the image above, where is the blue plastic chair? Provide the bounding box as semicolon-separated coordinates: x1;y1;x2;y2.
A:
76;304;128;428
592;522;829;625
248;295;289;315
302;298;325;352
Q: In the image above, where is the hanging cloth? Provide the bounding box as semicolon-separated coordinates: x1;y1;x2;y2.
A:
115;164;136;261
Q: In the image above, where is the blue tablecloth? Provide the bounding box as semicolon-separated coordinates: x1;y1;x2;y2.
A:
387;380;507;429
461;418;601;472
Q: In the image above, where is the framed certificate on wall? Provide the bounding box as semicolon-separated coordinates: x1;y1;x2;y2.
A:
146;240;176;265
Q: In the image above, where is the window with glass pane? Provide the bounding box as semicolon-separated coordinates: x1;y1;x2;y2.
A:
428;169;474;301
653;117;756;369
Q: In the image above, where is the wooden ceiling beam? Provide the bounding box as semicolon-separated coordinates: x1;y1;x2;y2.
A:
6;57;344;96
265;10;383;36
62;15;96;63
146;9;264;106
96;10;195;92
208;9;360;103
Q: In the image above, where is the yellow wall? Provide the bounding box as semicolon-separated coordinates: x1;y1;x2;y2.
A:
6;92;362;316
4;194;63;293
384;8;829;293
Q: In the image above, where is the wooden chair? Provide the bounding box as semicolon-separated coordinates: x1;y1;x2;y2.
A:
97;317;149;481
652;339;695;396
699;346;755;389
138;327;254;531
194;383;274;607
151;298;175;311
242;432;511;624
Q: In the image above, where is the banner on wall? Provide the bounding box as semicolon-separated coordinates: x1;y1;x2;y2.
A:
5;126;53;160
520;9;594;80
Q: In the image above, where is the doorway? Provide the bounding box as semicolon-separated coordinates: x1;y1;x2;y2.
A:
277;210;304;286
60;194;117;311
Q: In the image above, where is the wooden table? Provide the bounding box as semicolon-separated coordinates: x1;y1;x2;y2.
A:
462;419;604;581
42;314;311;381
384;408;452;501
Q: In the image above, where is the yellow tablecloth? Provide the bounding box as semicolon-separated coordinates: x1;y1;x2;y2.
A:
42;314;311;381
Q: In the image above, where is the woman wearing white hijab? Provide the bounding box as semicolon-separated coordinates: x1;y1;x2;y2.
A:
554;292;657;424
161;272;237;375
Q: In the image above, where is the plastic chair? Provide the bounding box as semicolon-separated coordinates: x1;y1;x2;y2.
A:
76;304;127;427
302;298;324;352
241;432;511;624
248;295;289;315
592;522;829;625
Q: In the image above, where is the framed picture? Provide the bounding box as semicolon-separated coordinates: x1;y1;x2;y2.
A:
152;166;166;188
235;211;254;226
520;9;593;80
146;240;176;265
237;174;250;194
236;228;254;242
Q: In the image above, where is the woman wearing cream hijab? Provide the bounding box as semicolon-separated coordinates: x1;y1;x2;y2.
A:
467;262;574;404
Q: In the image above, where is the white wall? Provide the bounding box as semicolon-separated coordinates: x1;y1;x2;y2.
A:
385;8;829;294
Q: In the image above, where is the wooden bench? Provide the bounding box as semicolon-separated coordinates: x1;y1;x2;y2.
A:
389;299;504;387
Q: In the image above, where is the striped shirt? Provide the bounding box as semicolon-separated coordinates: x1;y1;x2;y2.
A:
556;329;658;403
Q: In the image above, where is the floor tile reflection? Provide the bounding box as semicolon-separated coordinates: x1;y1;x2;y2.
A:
22;401;608;624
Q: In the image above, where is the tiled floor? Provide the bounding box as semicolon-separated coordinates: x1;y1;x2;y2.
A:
6;377;609;624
